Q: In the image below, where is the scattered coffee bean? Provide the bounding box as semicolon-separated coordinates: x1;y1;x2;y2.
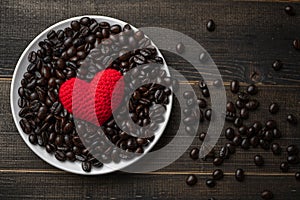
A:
265;120;277;129
247;84;258;95
280;161;289;172
206;179;216;188
295;172;300;181
272;60;283;71
254;155;264;166
269;103;279;114
230;80;240;93
225;127;235;140
186;174;198;186
241;138;250;150
226;102;236;113
212;169;224;180
190;148;200;160
213;157;224;166
293;39;300;50
261;190;274;200
235;168;245;182
206;20;216;32
286;145;299;156
287;155;300;164
287;114;297;125
284;5;296;16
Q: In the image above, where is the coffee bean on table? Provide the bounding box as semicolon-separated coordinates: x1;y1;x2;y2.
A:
212;169;224;180
235;168;245;182
186;174;198;186
269;103;279;114
176;42;185;54
190;147;199;160
265;120;277;129
230;80;240;94
254;155;264;166
235;100;245;109
280;161;289;172
238;92;250;102
225;127;235;140
226;142;236;154
250;136;260;148
234;117;243;128
219;146;230;159
272;60;283;71
240;108;249;119
261;190;274;200
213;157;224;166
287;114;297;125
226;102;236;113
206;20;216;32
272;128;282;139
295;172;300;181
233;135;242;146
287;155;300;164
271;143;282;155
247;84;258;95
293;39;300;50
245;100;259;110
260;139;270;150
206;179;216;188
241;138;250;150
286;145;299;156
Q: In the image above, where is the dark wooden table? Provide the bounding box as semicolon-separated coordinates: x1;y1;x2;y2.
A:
1;0;300;199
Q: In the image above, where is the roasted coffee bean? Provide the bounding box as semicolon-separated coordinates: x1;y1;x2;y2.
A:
261;190;274;200
197;98;207;108
190;148;199;160
260;139;270;150
245;100;259;110
213;157;223;166
233;135;242;146
287;155;300;164
238;92;249;102
238;126;247;135
295;172;300;181
235;100;245;109
241;138;250;150
219;146;230;159
269;103;279;114
293;39;300;50
230;80;239;93
55;135;64;146
247;84;258;95
226;102;236;113
280;161;289;172
250;136;260;148
55;150;66;161
287;145;299;156
186;174;197;186
206;179;216;188
199;132;207;141
29;134;37;144
199;80;207;89
226;142;236;154
133;54;146;65
272;60;283;71
285;5;296;16
46;144;55;153
82;161;92;172
240;108;249;119
28;51;37;63
272;128;282;139
212;169;224;180
287;114;297;125
265;120;277;129
254;155;264;166
225;127;235;140
235;168;245;182
206;20;216;32
205;109;212;121
176;42;185;54
110;24;121;34
234;117;243;128
202;88;210;97
37;106;48;120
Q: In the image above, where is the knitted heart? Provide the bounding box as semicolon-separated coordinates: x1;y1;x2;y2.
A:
59;69;124;126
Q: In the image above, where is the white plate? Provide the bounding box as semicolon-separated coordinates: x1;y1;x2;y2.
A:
11;16;172;175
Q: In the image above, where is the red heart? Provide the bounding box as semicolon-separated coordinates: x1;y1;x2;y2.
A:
59;69;124;126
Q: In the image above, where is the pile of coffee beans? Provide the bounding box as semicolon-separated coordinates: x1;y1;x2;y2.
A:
18;17;173;172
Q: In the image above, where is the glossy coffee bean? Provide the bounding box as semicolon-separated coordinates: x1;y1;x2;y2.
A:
265;120;277;129
233;136;242;146
261;190;274;200
234;117;243;128
82;161;92;172
245;100;259;110
273;128;282;138
287;155;300;164
280;161;289;172
225;127;235;140
213;157;224;166
202;88;210;98
250;136;260;148
226;142;236;154
272;60;283;71
286;145;299;156
199;132;207;141
238;92;250;102
246;84;258;95
238;126;247;135
206;20;216;32
230;80;239;93
254;155;264;166
205;109;212;121
293;39;300;50
186;174;197;186
226;102;236;113
190;148;199;160
235;100;245;109
295;172;300;181
287;114;297;125
212;169;224;180
241;138;250;150
235;168;245;182
269;103;279;114
260;139;270;150
206;179;216;188
219;146;230;159
240;108;249;119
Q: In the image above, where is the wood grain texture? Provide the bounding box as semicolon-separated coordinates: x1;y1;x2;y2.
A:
1;0;300;84
1;0;300;199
